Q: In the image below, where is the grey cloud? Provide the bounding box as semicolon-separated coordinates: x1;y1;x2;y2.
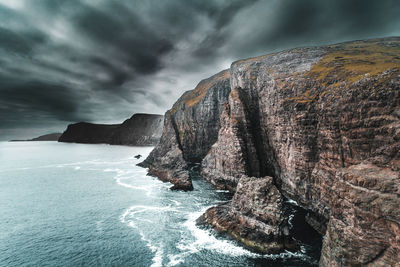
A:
0;0;399;140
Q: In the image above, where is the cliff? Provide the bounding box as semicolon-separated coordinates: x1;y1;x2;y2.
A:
59;113;163;146
141;37;400;265
138;69;231;190
29;133;62;141
10;132;62;142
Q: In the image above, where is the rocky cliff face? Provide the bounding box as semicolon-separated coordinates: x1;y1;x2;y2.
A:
141;37;400;265
59;113;163;146
139;70;231;190
201;37;400;266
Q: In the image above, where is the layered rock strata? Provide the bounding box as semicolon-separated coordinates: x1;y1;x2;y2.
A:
320;164;400;266
139;70;231;190
201;38;400;266
59;113;163;146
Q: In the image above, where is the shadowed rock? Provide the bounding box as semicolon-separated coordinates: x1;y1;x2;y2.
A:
59;113;163;146
138;70;231;190
10;132;62;141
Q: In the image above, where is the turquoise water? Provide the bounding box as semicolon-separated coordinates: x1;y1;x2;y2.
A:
0;142;319;266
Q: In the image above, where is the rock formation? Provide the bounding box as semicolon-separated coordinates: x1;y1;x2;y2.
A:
141;37;400;265
197;175;298;253
138;69;231;190
59;113;163;146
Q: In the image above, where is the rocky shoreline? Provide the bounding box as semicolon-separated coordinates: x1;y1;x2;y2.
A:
139;37;400;266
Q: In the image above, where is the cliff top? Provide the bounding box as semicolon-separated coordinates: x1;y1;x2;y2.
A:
232;36;400;67
231;37;400;104
170;69;230;114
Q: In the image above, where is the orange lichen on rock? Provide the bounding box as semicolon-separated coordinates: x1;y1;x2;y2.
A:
307;40;400;85
170;69;230;114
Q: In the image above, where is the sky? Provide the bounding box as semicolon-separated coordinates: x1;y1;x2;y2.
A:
1;0;400;140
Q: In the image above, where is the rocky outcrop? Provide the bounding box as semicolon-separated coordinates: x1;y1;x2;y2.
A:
197;175;297;253
200;37;400;265
139;70;231;190
59;113;163;146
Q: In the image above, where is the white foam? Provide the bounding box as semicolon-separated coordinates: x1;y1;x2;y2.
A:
166;254;185;266
170;200;181;206
215;189;230;193
178;208;259;257
288;213;295;228
173;207;314;263
285;198;299;206
121;205;178;267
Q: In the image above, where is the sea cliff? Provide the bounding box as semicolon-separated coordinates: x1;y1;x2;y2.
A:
59;113;163;146
140;37;400;266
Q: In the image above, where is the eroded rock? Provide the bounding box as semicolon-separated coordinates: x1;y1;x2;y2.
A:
197;175;298;253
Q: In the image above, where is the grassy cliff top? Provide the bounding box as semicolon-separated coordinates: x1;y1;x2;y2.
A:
308;38;400;85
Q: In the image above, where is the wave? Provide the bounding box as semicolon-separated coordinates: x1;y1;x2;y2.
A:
172;207;315;264
120;205;179;267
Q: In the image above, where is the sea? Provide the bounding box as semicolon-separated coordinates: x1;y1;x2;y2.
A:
0;141;321;266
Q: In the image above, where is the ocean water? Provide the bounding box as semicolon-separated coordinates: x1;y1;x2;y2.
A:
0;142;321;266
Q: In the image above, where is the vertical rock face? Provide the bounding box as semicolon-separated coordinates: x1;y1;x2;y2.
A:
197;175;297;253
199;37;400;265
139;70;231;190
201;87;273;192
59;113;163;146
320;164;400;266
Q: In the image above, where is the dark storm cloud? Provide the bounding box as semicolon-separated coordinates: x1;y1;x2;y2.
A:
225;0;400;56
0;0;399;140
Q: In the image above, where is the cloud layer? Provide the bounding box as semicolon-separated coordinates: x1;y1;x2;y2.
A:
1;0;399;140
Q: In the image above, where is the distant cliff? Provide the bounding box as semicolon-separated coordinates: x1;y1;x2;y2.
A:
140;37;400;266
59;113;163;146
10;132;62;142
